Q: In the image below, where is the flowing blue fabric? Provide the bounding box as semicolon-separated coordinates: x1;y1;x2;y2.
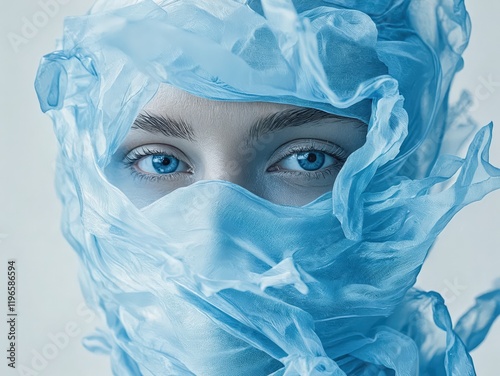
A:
34;0;500;374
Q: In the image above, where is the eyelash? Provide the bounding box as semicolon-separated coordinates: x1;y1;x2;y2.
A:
122;141;348;182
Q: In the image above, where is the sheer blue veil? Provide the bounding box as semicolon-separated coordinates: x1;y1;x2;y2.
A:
35;1;500;374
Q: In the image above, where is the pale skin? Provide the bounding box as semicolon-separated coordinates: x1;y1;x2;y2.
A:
105;84;367;208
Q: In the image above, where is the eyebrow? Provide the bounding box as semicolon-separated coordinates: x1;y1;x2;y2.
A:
246;108;355;146
131;107;357;145
132;112;196;141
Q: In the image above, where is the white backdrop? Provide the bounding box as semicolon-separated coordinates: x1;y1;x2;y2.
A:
1;1;499;375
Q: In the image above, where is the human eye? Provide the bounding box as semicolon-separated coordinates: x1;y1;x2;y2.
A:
122;144;193;182
266;139;349;179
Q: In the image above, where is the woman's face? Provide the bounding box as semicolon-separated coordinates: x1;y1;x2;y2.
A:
105;84;367;208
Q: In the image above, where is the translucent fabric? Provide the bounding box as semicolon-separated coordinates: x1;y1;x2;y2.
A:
34;0;500;375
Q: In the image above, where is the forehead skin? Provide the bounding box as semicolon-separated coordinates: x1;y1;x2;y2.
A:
141;84;304;140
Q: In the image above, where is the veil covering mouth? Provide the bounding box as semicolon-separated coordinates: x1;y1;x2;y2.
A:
35;0;500;374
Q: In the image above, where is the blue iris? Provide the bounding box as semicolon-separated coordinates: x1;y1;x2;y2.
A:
151;155;179;174
297;152;325;171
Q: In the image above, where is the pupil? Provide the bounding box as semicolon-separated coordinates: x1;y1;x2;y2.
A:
307;153;317;162
161;157;170;166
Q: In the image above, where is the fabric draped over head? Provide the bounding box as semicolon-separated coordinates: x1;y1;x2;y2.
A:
35;0;500;375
